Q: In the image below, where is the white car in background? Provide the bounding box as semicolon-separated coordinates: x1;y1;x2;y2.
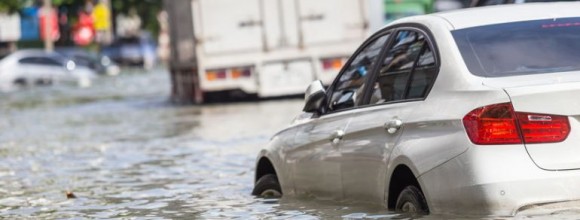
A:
0;49;97;91
252;2;580;216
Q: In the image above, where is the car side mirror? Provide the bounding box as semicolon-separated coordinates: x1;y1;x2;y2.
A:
303;80;326;113
330;90;355;110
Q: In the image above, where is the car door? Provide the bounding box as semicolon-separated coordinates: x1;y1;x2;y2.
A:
16;57;38;82
17;57;61;83
38;56;69;82
287;33;391;198
339;28;439;202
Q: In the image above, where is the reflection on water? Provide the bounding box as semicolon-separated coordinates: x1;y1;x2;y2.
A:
0;68;568;219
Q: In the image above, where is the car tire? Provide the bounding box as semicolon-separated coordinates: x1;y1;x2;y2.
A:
13;78;27;86
395;185;429;214
252;174;282;198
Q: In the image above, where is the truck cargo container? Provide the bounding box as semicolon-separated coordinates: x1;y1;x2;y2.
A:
164;0;379;103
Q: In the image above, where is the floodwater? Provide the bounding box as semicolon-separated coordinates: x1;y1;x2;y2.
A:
0;68;576;219
0;68;392;219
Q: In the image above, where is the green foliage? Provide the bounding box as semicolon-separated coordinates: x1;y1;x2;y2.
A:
112;0;162;39
0;0;77;13
0;0;25;14
52;0;77;6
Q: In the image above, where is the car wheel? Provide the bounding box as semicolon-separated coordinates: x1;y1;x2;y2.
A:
395;185;429;214
252;174;282;198
13;78;27;86
35;78;53;85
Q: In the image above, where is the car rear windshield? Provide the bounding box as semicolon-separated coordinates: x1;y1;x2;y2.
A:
452;17;580;77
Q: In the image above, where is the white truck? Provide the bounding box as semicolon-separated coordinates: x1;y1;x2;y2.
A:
164;0;382;103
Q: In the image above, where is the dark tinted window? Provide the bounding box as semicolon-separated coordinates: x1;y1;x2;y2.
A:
328;34;390;111
73;55;93;67
119;37;140;45
19;57;37;64
38;57;62;66
407;46;437;99
525;0;579;2
453;17;580;77
369;30;426;104
19;56;62;66
479;0;508;6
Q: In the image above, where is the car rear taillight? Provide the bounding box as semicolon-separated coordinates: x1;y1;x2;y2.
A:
463;102;570;145
463;103;521;145
516;112;570;143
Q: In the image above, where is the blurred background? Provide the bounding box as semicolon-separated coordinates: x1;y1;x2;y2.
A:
0;0;468;58
0;0;162;56
0;0;470;87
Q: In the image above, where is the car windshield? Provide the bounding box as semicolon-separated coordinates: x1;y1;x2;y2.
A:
452;17;580;77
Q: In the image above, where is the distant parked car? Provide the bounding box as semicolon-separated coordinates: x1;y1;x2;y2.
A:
252;2;580;217
0;49;97;91
101;33;156;70
56;47;121;76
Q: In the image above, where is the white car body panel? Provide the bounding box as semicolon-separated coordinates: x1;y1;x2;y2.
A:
288;110;352;198
255;2;580;216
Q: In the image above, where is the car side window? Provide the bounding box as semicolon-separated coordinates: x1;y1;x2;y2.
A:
19;57;37;64
38;57;62;67
18;57;62;67
479;0;507;6
407;45;437;99
327;34;390;112
368;30;437;105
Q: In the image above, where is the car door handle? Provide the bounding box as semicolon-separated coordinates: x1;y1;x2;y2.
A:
384;119;403;134
330;129;345;145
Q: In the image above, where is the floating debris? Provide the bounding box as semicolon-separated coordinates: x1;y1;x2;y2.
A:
66;191;77;199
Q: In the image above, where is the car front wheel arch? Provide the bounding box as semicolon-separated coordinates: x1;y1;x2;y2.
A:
252;157;282;197
255;157;277;183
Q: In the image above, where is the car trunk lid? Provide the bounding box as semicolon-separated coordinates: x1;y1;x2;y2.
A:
502;81;580;170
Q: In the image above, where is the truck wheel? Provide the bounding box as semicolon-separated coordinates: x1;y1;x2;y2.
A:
395;185;429;214
252;174;282;198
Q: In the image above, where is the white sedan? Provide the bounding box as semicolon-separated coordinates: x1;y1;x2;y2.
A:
0;49;97;91
252;2;580;216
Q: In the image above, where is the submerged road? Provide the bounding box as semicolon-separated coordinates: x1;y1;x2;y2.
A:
0;68;574;219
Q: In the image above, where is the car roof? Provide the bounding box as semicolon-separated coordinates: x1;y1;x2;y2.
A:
389;2;580;30
432;2;580;30
9;49;69;62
